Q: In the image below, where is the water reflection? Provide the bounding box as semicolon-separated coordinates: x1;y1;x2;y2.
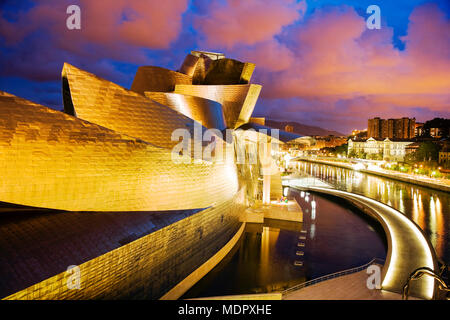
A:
295;161;449;263
182;191;386;298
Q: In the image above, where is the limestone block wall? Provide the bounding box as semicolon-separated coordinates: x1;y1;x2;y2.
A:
4;189;246;300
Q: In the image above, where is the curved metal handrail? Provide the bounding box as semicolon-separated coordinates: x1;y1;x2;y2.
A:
402;267;449;300
282;258;385;296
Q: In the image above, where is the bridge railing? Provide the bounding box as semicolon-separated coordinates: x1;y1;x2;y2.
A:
282;258;385;296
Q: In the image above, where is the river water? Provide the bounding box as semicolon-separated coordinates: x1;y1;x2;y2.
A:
182;189;387;298
294;160;449;264
182;160;449;298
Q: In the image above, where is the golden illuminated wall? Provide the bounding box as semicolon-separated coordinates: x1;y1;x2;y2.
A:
233;129;283;202
190;54;213;85
270;171;283;200
0;91;239;212
174;84;261;129
4;189;247;300
144;92;226;130
203;58;255;85
130;66;192;94
191;50;226;60
180;52;254;86
179;54;200;77
0;50;272;300
62;63;202;150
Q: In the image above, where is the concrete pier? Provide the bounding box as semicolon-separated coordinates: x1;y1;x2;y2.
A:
240;199;303;223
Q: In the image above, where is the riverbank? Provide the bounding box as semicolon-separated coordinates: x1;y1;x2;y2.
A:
295;158;450;193
284;184;439;299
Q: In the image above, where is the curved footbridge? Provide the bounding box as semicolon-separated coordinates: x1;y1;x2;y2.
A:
286;182;439;300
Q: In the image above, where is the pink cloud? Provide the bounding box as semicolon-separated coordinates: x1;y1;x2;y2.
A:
194;0;306;49
246;4;449;113
0;0;188;55
0;0;189;84
236;40;296;72
81;0;188;49
228;3;449;132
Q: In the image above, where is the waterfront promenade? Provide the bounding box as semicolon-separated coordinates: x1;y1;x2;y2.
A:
283;266;418;300
295;157;450;193
186;178;440;300
283;177;439;300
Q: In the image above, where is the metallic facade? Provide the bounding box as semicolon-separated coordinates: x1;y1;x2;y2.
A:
174;84;261;129
62;63;203;149
179;51;253;86
0;90;239;212
0;51;284;300
144;92;226;130
130;66;192;94
203;58;255;85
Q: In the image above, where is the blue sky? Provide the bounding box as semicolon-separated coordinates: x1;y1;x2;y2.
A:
0;0;449;133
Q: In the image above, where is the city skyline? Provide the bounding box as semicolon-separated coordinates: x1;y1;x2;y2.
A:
0;0;449;134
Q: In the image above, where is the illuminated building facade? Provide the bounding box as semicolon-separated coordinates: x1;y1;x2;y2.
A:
439;146;450;165
0;51;288;300
348;137;414;161
368;117;416;140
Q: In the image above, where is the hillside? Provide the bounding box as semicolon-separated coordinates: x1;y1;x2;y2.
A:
265;119;345;136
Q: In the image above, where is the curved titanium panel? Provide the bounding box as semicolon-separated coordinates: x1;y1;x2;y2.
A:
203;58;255;85
144;92;226;130
174;84;262;129
62;63;203;149
191;54;213;85
0;91;239;211
130;66;192;95
179;54;200;77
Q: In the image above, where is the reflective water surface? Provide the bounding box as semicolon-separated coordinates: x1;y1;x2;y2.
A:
294;161;449;264
182;190;386;298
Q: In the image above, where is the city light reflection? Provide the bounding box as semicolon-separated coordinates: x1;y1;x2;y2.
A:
294;160;449;262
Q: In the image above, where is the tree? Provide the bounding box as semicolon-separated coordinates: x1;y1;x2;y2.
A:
336;143;348;155
421;118;450;138
409;142;439;161
348;149;357;158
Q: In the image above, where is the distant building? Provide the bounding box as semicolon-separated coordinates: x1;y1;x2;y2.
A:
405;142;421;155
430;127;443;138
414;122;424;137
439;146;450;165
367;117;415;140
284;125;294;133
348;137;414;161
287;135;347;152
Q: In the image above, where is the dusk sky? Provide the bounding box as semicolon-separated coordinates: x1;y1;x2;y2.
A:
0;0;449;134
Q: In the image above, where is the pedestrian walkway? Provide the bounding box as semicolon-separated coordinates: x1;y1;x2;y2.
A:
286;185;439;300
283;266;419;300
297;158;450;193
